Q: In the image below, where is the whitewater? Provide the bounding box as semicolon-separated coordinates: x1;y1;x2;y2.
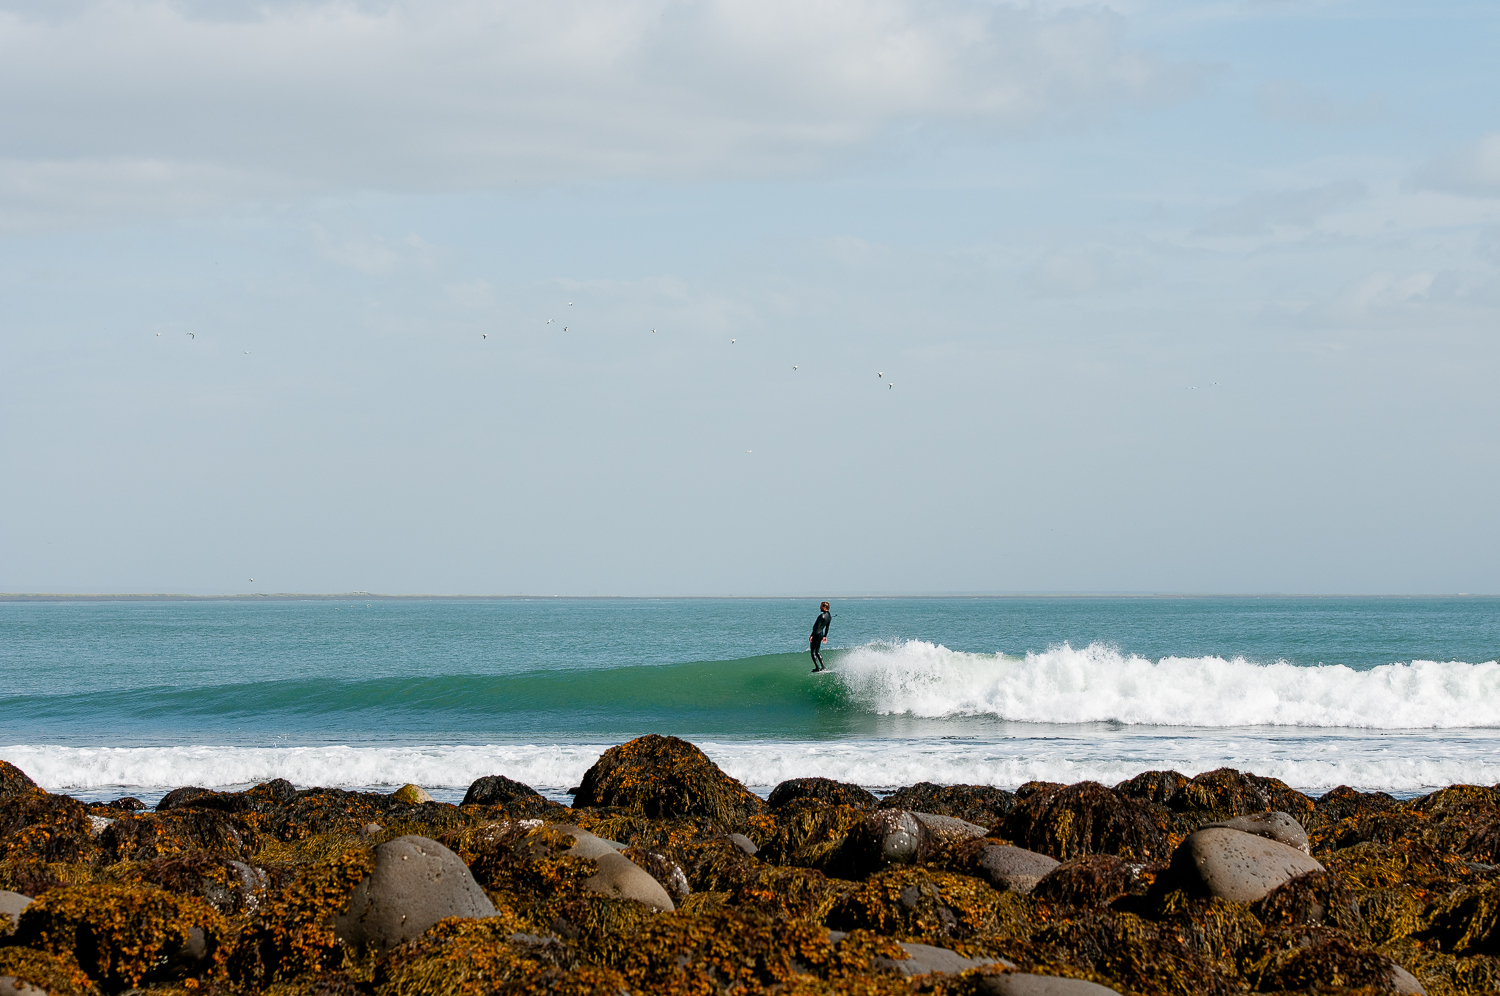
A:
3;595;1498;803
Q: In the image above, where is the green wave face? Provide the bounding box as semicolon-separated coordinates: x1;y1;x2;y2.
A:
5;653;863;740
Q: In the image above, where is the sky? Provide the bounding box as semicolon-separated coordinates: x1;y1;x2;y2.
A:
1;0;1498;596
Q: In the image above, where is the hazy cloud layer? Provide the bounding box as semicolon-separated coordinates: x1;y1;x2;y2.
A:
0;0;1187;227
1410;133;1500;198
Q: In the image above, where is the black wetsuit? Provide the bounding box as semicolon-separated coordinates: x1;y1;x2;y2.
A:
809;610;831;670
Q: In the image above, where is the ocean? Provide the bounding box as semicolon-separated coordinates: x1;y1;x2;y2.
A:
3;595;1498;806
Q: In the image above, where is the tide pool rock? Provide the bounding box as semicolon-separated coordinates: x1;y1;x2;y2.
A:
980;974;1123;995
0;892;31;936
1171;827;1325;903
1205;811;1310;854
334;835;496;954
392;784;434;805
974;844;1060;894
551;824;675;911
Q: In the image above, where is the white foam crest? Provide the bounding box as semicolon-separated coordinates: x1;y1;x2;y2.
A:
9;732;1500;800
833;640;1500;728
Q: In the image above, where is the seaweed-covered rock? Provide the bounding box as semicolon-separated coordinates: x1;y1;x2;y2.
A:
1250;869;1365;932
827;866;1005;941
0;764;40;799
333;835;497;955
0;948;96;996
833;809;935;878
391;783;434;805
12;882;226;992
372;917;627;996
768;777;878;810
1166;827;1325;903
1242;926;1419;992
1113;770;1190;807
102;798;144;813
155;779;296;814
0;787;96;865
1032;855;1152;908
879;782;1017;827
110;852;270;916
96;809;258;863
572;735;763;830
757;801;868;869
257;787;466;841
1002;782;1176;862
155;787;212;811
1024;907;1241;996
1171;767;1315;826
913;811;990;845
462;774;556;809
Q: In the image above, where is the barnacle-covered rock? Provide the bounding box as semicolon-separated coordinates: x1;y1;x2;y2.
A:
1002;782;1177;862
879;782;1017;828
571;735;763;830
767;777;878;810
11;882;227;992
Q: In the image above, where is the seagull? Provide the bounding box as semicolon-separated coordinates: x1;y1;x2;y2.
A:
546;319;553;324
186;332;195;339
568;302;573;306
249;578;254;582
730;338;736;344
563;327;568;332
877;372;882;378
482;334;488;339
747;450;752;453
793;365;798;370
888;383;893;389
650;329;657;334
244;351;251;354
155;332;161;337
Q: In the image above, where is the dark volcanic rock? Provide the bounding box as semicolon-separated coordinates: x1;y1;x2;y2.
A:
462;773;555;808
334;835;497;954
1001;782;1176;862
879;782;1016;827
767;777;877;810
572;735;764;829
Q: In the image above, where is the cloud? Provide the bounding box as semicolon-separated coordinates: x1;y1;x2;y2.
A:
1255;80;1386;129
1196;179;1366;237
0;0;1192;228
1409;133;1500;198
1024;247;1142;297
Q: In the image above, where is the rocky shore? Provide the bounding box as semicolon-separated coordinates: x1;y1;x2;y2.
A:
3;735;1500;995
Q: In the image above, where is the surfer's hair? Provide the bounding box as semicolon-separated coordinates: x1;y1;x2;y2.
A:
821;601;830;610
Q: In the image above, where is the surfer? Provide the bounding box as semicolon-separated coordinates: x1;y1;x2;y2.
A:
809;601;832;672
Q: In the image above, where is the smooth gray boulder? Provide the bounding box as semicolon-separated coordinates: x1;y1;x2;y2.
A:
392;783;434;805
551;824;674;911
913;812;990;843
875;941;1011;978
0;891;32;936
1391;964;1426;994
334;835;496;953
1204;811;1309;855
0;977;46;996
980;973;1122;995
727;832;758;856
1172;827;1325;903
975;844;1061;894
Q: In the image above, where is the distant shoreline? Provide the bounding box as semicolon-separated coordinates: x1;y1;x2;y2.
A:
0;592;1492;602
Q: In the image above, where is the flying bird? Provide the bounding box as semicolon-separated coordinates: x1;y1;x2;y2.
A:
249;578;254;582
730;339;736;344
155;332;161;337
546;319;553;324
888;383;893;389
482;334;488;339
650;329;657;333
186;333;195;339
877;372;882;378
568;302;573;306
563;327;568;332
793;365;798;370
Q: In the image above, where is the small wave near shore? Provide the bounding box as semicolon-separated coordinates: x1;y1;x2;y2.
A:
835;640;1500;728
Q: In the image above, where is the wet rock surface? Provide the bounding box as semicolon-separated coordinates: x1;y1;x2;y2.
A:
0;744;1488;995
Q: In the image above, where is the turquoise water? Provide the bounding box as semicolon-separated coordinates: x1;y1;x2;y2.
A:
2;596;1498;801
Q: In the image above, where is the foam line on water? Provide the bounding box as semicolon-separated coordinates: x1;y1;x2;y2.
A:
9;731;1500;801
832;640;1500;728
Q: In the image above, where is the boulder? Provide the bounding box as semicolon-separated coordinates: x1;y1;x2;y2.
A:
1032;854;1147;907
0;892;31;936
874;940;1010;978
880;782;1017;826
462;774;552;807
980;974;1123;995
1204;810;1309;854
1172;768;1314;824
973;843;1060;894
727;832;758;856
392;784;434;805
551;825;674;911
1114;770;1190;807
334;835;497;954
913;811;989;844
843;809;934;873
1169;827;1325;903
156;787;213;811
767;777;878;810
106;797;146;811
0;763;38;798
572;735;763;829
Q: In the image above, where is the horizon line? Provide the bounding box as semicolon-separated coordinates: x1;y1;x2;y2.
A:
1;591;1495;602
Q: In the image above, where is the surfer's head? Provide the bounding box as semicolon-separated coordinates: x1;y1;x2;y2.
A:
821;601;830;611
